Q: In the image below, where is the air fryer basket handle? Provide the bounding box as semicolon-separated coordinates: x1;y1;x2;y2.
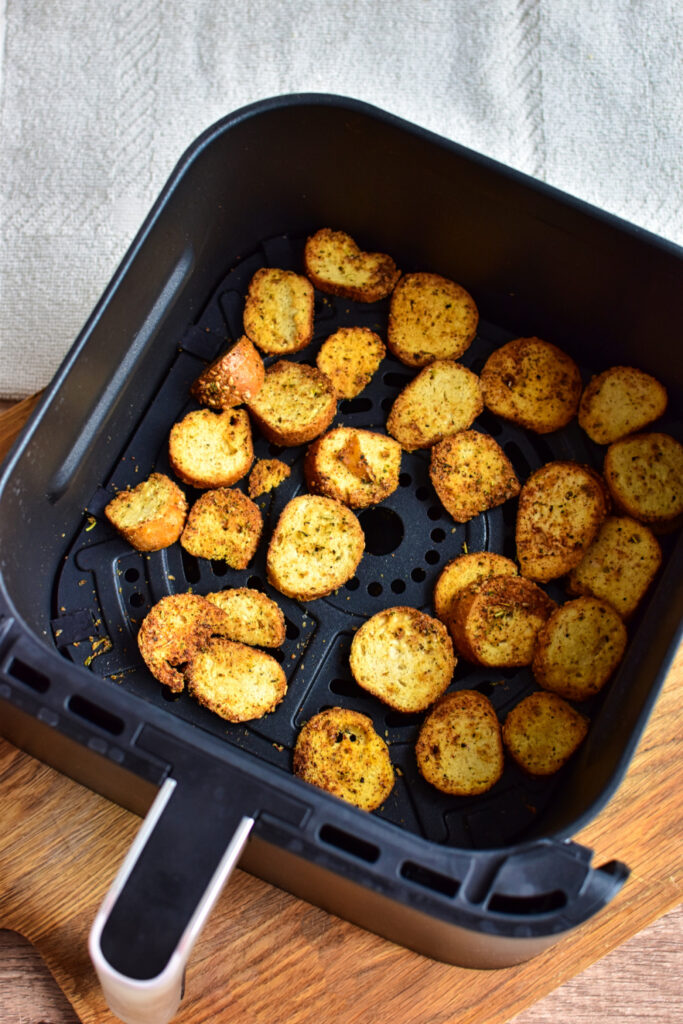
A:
89;777;253;1024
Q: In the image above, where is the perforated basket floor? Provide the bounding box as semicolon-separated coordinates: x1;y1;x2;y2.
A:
52;234;661;851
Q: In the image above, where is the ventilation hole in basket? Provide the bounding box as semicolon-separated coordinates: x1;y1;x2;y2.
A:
385;710;423;728
161;689;181;702
124;567;140;583
181;548;201;584
502;532;517;560
488;890;567;915
391;579;406;594
415;486;430;502
475;681;496;697
285;619;300;640
399;472;412;488
129;593;146;608
411;567;426;583
358;507;404;555
383;371;413;388
319;824;380;863
271;650;285;663
425;550;440;565
367;581;383;597
381;396;394;412
7;658;50;694
401;861;460;898
427;505;443;521
431;528;446;543
340;396;373;415
268;443;281;457
68;695;125;736
211;560;229;577
247;575;265;591
476;409;503;437
504;440;532;479
502;500;517;527
329;677;360;697
345;576;360;591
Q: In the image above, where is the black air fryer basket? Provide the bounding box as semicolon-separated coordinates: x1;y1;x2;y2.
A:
1;95;681;1024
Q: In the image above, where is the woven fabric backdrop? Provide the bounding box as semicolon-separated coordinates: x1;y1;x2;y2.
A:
0;0;681;399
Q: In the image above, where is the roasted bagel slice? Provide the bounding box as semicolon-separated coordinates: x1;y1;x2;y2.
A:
502;692;589;776
480;336;582;433
293;707;394;811
515;461;609;581
266;494;365;601
186;637;287;722
304;426;401;508
349;606;455;713
416;690;504;796
532;596;627;701
448;575;556;667
387;272;478;367
304;228;400;302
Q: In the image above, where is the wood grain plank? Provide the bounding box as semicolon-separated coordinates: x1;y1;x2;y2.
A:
0;397;681;1024
512;903;683;1024
1;908;681;1024
0;930;80;1024
0;392;42;463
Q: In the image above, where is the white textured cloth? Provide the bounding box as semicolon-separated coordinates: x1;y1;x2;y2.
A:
0;0;681;399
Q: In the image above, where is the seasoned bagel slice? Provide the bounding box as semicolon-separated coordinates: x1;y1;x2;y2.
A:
137;593;233;693
190;335;265;410
603;432;683;529
315;326;385;399
168;408;253;489
433;552;518;625
304;427;402;508
181;488;262;568
578;365;667;444
204;588;286;648
266;495;364;601
415;690;504;796
186;637;287;722
304;228;400;303
387;272;478;367
247;360;337;447
248;458;291;498
448;576;556;667
105;472;187;552
480;337;582;433
429;430;520;523
242;267;314;355
566;516;662;619
293;707;394;811
349;606;455;713
516;461;609;581
502;692;589;776
386;359;484;450
532;597;627;701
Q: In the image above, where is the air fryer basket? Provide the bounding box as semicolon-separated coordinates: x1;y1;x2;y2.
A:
52;231;672;852
1;95;681;1024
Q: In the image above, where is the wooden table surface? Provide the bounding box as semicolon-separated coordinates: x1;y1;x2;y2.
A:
0;394;681;1024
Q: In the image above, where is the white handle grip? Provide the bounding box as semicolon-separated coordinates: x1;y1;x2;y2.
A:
89;778;253;1024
